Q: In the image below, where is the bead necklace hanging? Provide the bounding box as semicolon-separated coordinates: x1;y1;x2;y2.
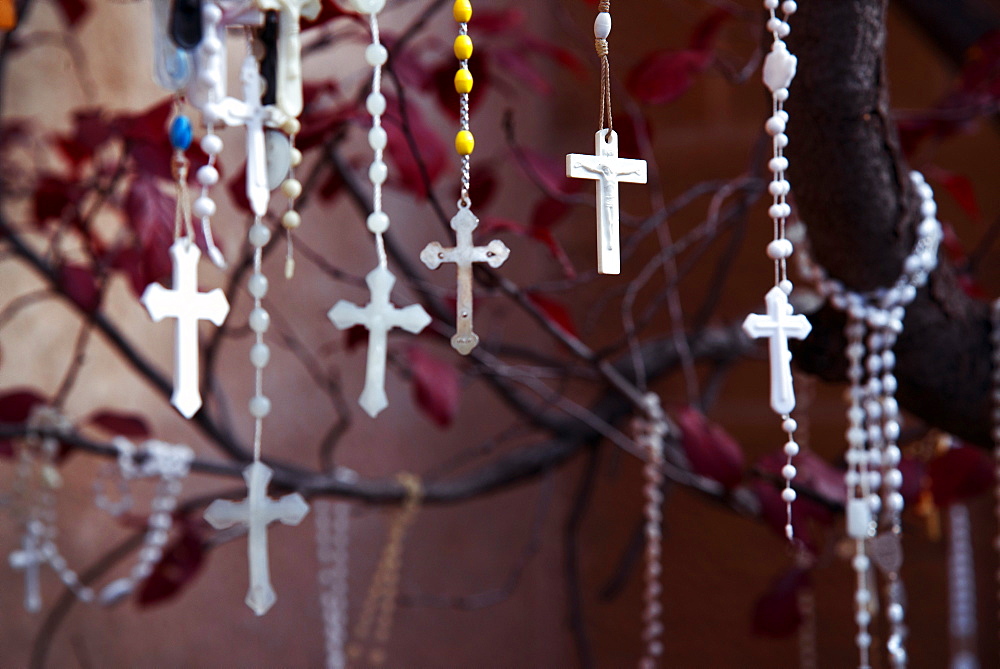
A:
420;0;510;355
200;32;311;617
991;297;1000;648
635;394;666;669
327;0;432;417
565;0;647;275
741;0;809;544
315;500;352;669
942;436;979;668
798;170;942;669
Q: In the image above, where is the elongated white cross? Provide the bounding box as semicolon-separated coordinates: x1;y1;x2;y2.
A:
141;240;230;418
742;286;812;415
420;206;509;355
566;130;647;275
328;267;431;417
204;461;309;615
255;0;321;117
9;530;44;613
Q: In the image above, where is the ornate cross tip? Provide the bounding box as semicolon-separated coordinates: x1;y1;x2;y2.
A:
566;130;647;275
742;286;811;416
328;267;431;417
204;462;309;616
141;240;230;419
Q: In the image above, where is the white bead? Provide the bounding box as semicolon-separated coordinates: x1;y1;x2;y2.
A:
776;21;790;38
782;418;797;433
883;374;897;394
784;440;800;457
774;88;789;102
856;632;872;648
369;160;388;185
365;43;389;67
887;492;904;512
369;125;388;151
765;115;786;135
884;468;903;489
594;12;611;39
281;178;303;199
781;487;796;503
852;554;870;572
197;165;219;186
782;1;797;14
868;493;881;513
366;92;387;116
781;464;797;480
778;279;793;294
249;308;270;333
768;156;789;173
249;223;272;247
249;395;272;418
855;610;871;626
845;471;860;486
774;132;789;148
290;148;303;167
367;211;390;234
203;3;221;21
768;179;790;196
201;134;223;156
767;238;793;259
764;0;778;8
766;17;782;32
248;273;269;299
768;202;791;220
888;603;904;623
192;196;216;218
855;589;871;605
884;445;901;466
250;342;271;368
884;419;900;440
777;109;789;122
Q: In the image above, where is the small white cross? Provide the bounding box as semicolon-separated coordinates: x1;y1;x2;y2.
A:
9;529;44;613
420;206;510;355
566;130;647;275
328;267;431;417
255;0;321;117
141;240;230;419
204;461;309;616
742;286;812;415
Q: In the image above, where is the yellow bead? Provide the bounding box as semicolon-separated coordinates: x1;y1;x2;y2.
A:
454;68;473;94
282;210;301;229
282;117;301;136
455;130;474;156
281;178;302;199
290;148;303;167
453;34;473;61
453;0;471;23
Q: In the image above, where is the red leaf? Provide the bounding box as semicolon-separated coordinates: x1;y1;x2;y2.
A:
529;196;571;232
431;52;489;118
384;102;447;197
675;406;744;489
54;0;89;26
925;167;982;223
472;8;525;34
226;161;253;213
927;445;995;506
409;345;460;427
302;0;349;30
33;173;78;225
626;49;712;105
687;8;733;51
751;567;809;638
113;100;172;144
58;264;101;312
344;324;368;351
526;292;578;338
758;448;845;507
85;411;150;438
0;389;46;422
137;520;205;608
517;148;579;196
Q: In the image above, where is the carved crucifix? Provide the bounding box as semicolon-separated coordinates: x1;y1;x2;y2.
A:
328;267;431;417
9;529;44;613
204;461;309;615
742;286;812;415
420;205;510;355
566;130;647;275
255;0;321;117
141;240;230;418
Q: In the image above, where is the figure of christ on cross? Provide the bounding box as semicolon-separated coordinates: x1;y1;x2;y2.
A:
255;0;321;117
141;240;230;419
204;461;310;616
566;129;647;275
328;266;432;418
420;205;510;355
742;286;812;416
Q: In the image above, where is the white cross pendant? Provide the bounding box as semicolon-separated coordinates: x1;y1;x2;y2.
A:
254;0;321;117
420;205;510;355
187;1;264;112
742;286;812;415
141;240;230;418
9;528;44;612
204;461;309;615
566;130;647;275
328;266;431;417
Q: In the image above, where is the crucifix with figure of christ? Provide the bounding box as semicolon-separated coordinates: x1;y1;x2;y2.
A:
742;286;812;415
420;205;510;355
141;240;230;418
204;461;309;615
566;129;647;275
327;266;431;418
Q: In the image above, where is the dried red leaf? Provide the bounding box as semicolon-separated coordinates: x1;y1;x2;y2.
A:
409;345;460;428
675;406;744;489
344;324;368;351
384;103;447;198
526;292;578;338
32;173;78;225
927;445;995;507
54;0;89;26
626;49;712;105
302;0;348;29
0;389;46;422
137;521;205;607
58;263;101;312
517;148;579;196
85;411;150;438
751;567;810;638
926;167;982;223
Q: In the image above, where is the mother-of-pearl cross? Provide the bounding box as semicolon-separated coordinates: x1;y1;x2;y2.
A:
204;461;309;615
566;130;647;275
254;0;321;117
742;286;812;415
328;267;431;417
141;240;230;418
420;206;510;355
9;529;44;612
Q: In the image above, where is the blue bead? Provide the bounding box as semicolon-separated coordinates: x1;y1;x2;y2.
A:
169;115;192;150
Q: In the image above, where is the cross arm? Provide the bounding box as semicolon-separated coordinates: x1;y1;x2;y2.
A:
328;301;368;329
140;283;180;323
197;288;231;326
204;498;249;529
